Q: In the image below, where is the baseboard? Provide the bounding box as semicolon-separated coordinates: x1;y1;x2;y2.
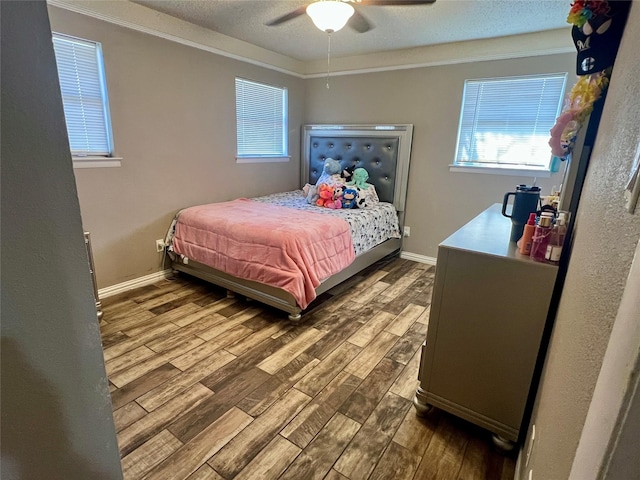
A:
98;269;172;298
400;251;437;265
98;253;433;298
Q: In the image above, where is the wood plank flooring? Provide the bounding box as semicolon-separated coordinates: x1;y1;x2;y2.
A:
100;257;516;480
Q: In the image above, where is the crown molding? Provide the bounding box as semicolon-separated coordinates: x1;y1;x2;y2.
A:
304;28;575;77
47;0;306;78
48;0;574;79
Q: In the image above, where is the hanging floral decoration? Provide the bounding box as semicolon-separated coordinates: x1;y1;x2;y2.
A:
567;0;610;28
549;68;610;158
548;0;627;159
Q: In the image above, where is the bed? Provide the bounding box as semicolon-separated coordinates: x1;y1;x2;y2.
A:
166;124;413;321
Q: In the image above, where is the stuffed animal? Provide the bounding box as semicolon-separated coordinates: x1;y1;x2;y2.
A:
305;184;319;205
355;184;380;208
326;184;344;209
341;165;355;183
325;198;342;209
315;183;334;207
347;167;370;189
341;188;358;209
306;158;342;204
316;158;342;185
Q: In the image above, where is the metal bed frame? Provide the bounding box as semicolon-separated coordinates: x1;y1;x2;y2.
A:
171;124;413;320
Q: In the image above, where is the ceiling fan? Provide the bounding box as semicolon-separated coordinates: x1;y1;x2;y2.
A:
266;0;437;34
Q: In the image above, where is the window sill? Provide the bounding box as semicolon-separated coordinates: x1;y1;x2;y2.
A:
73;157;122;168
449;164;551;178
236;156;290;164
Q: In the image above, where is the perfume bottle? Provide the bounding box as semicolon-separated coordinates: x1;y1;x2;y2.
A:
545;212;567;263
530;212;554;262
518;212;537;255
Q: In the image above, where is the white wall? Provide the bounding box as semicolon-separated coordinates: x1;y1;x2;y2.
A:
0;2;122;478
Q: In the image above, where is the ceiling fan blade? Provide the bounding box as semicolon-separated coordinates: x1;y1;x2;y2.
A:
348;8;373;33
358;0;436;5
266;6;308;27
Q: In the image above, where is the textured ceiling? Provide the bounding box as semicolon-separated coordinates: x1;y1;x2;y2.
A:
131;0;572;62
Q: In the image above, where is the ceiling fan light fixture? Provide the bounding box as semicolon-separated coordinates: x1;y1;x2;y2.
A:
306;1;355;33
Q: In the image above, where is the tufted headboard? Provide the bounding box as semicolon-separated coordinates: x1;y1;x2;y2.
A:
301;125;413;213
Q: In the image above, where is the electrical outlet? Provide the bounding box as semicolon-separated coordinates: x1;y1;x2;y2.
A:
403;226;411;237
155;239;165;252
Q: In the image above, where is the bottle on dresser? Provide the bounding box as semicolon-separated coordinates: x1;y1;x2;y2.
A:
530;212;554;262
518;213;538;255
545;212;567;263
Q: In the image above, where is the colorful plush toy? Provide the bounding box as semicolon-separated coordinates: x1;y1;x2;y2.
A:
306;158;343;204
315;183;334;207
327;184;344;209
325;198;342;209
315;183;344;209
347;167;370;189
341;188;358;209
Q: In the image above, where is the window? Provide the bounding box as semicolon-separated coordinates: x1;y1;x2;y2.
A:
235;78;288;162
453;73;567;173
52;33;115;160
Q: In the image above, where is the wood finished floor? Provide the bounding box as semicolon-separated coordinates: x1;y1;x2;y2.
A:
101;257;516;480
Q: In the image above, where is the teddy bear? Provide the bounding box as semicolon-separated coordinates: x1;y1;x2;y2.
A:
315;183;335;207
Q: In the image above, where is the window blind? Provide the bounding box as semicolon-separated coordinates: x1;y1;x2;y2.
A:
455;73;566;170
236;78;287;157
52;33;113;157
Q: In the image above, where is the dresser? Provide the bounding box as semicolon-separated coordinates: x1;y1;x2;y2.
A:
414;204;558;445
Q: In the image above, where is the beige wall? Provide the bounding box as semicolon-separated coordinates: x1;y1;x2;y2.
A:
306;54;572;258
523;3;640;478
2;2;121;477
49;6;573;285
42;3;640;476
48;6;306;289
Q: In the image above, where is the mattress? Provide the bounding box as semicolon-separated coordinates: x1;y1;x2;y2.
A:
165;190;401;308
251;189;401;256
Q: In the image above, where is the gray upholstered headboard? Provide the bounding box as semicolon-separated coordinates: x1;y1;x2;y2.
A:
301;125;413;213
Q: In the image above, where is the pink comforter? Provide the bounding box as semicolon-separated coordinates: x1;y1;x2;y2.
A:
171;198;355;309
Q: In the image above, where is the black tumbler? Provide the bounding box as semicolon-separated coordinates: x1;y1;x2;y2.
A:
501;185;541;242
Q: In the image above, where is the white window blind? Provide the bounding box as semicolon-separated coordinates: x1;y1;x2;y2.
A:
52;33;113;157
454;73;566;171
236;78;288;158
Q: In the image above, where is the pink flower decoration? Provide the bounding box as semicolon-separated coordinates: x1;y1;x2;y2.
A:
549;111;574;157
